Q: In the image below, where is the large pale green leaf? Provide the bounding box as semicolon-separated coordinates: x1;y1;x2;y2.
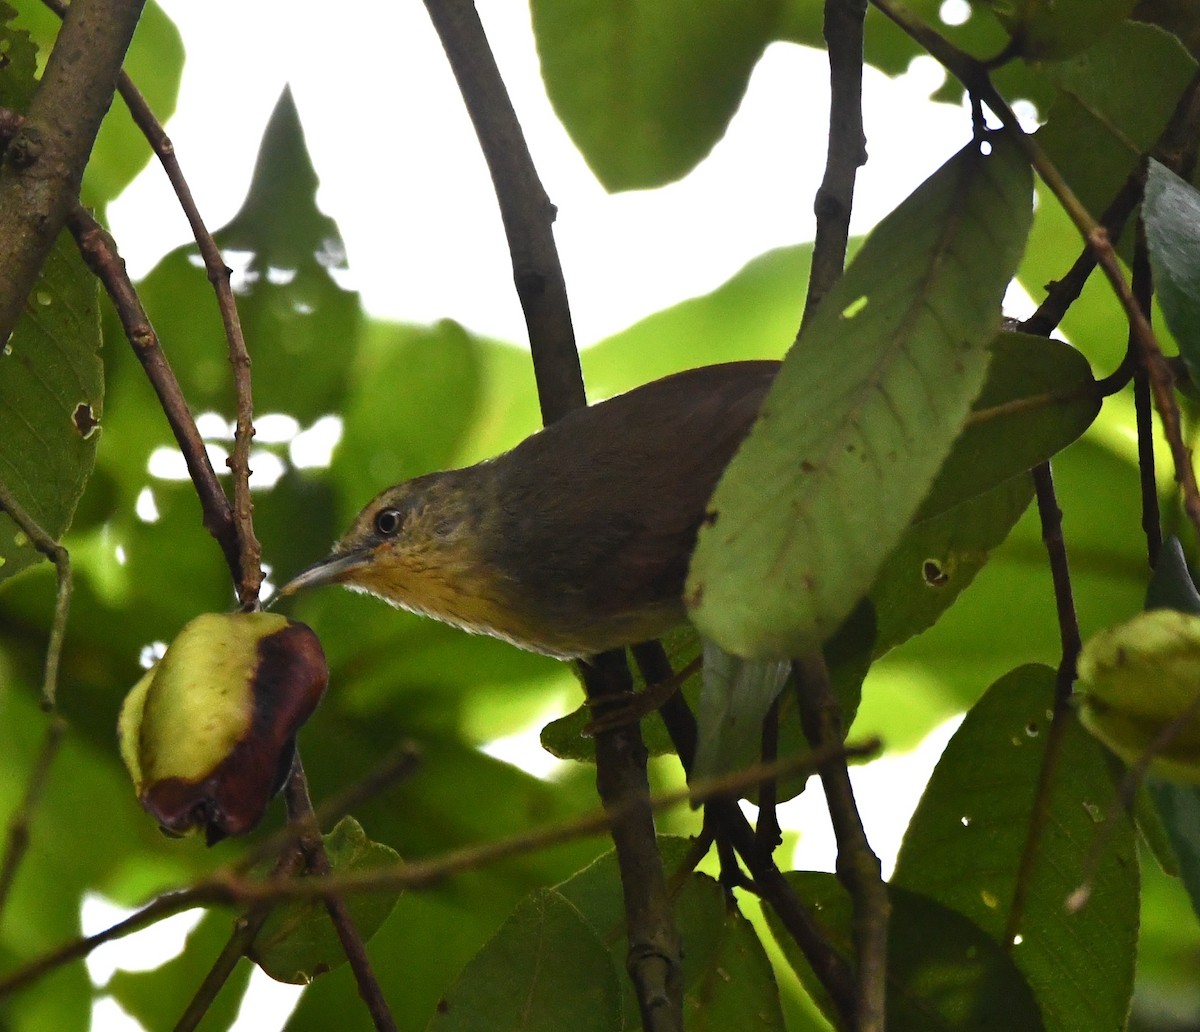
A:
893;665;1140;1032
1143;159;1200;381
250;817;402;984
424;887;621;1032
765;872;1044;1031
531;0;780;190
687;135;1033;658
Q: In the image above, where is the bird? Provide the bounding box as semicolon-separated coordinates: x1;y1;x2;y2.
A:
280;361;779;658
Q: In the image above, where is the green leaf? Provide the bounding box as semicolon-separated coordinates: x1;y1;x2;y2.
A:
765;872;1044;1031
1036;22;1196;223
130;88;364;424
1146;779;1200;920
916;332;1099;522
893;665;1140;1032
1145;536;1200;614
872;474;1034;659
0;8;102;585
531;0;781;190
250;817;402;984
1144;159;1200;381
425;887;621;1032
556;841;786;1029
980;0;1136;59
0;228;102;584
687;134;1033;658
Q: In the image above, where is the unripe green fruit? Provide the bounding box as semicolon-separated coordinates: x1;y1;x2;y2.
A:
1075;609;1200;783
118;611;328;843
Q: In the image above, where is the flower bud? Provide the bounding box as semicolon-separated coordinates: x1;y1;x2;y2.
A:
1076;609;1200;783
118;612;328;843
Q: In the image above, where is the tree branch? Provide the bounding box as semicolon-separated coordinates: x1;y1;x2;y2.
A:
0;0;146;348
794;652;888;1032
802;0;869;334
421;0;584;423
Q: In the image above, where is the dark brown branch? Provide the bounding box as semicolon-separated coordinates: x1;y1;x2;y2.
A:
0;0;146;348
634;643;858;1028
420;4;683;1027
0;479;72;707
794;653;888;1032
64;207;243;583
802;0;869;334
421;0;585;423
1129;224;1163;568
0;718;66;915
39;0;263;606
580;654;684;1032
1003;463;1078;947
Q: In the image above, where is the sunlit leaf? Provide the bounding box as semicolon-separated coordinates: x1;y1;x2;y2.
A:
531;0;780;190
980;0;1136;59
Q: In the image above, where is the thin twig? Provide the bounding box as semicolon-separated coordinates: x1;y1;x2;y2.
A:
0;0;146;349
1003;464;1079;948
0;717;66;917
0;736;878;999
39;0;263;605
284;759;397;1032
801;0;869;334
64;206;243;582
794;652;888;1032
0;482;71;708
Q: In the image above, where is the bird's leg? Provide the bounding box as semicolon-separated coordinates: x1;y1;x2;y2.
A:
582;654;702;735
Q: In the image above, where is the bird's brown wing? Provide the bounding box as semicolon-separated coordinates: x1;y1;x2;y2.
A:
491;361;779;632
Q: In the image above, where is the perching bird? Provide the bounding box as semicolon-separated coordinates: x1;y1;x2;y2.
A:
281;361;779;657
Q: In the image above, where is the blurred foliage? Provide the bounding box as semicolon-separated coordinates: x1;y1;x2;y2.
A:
2;1;1200;1031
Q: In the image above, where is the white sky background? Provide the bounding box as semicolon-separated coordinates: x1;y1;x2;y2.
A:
94;1;979;1029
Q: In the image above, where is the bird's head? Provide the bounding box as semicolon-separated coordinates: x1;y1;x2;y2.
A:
277;468;504;630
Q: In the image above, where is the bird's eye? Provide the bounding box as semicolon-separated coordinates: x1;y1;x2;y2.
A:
374;508;404;537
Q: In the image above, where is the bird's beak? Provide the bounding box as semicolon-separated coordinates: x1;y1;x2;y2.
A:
277;548;370;598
